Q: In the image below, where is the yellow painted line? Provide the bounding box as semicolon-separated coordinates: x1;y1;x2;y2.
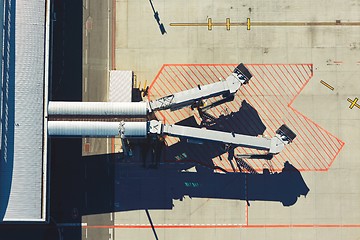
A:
347;97;359;109
251;21;360;26
320;80;334;91
170;23;208;27
208;18;212;31
226;18;230;31
170;20;360;30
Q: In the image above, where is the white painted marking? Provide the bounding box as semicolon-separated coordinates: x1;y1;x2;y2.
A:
109;228;113;240
85;0;89;9
84;76;87;93
84;48;88;65
85;228;88;238
110;212;113;221
107;138;109;153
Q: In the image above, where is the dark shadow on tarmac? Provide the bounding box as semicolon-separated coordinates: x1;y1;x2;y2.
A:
113;159;310;212
204;100;267;136
49;149;310;220
18;139;309;240
163;100;267;172
50;147;310;219
149;0;167;35
72;100;308;215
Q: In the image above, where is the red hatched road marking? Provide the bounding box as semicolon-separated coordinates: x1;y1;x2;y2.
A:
148;64;344;172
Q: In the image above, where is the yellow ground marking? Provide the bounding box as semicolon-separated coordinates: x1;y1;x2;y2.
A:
170;19;360;31
226;18;230;31
347;97;359;109
208;18;212;31
320;80;334;91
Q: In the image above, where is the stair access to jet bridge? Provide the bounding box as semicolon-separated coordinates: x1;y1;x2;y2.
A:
47;63;296;155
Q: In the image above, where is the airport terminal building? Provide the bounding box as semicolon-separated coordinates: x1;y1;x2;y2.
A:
0;0;50;222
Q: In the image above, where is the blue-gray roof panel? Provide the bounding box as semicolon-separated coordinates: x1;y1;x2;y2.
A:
0;0;48;222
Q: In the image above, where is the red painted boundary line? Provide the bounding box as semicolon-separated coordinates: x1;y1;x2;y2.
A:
111;0;116;69
288;105;345;170
111;137;115;153
245;203;249;225
82;224;360;229
148;64;165;95
156;63;313;68
110;0;116;153
287;64;312;107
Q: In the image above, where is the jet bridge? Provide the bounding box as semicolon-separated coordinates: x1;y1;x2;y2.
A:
147;63;252;112
47;63;296;155
47;63;251;117
48;119;295;155
149;120;296;154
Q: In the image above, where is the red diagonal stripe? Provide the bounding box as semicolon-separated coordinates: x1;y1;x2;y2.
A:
149;64;344;172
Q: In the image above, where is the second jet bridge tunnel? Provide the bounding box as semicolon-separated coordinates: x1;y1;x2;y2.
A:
48;119;295;154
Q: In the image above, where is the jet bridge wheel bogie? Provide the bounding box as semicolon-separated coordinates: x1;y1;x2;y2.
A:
277;124;297;142
234;63;253;83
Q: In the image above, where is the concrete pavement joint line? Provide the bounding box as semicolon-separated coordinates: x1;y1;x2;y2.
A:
320;80;334;91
